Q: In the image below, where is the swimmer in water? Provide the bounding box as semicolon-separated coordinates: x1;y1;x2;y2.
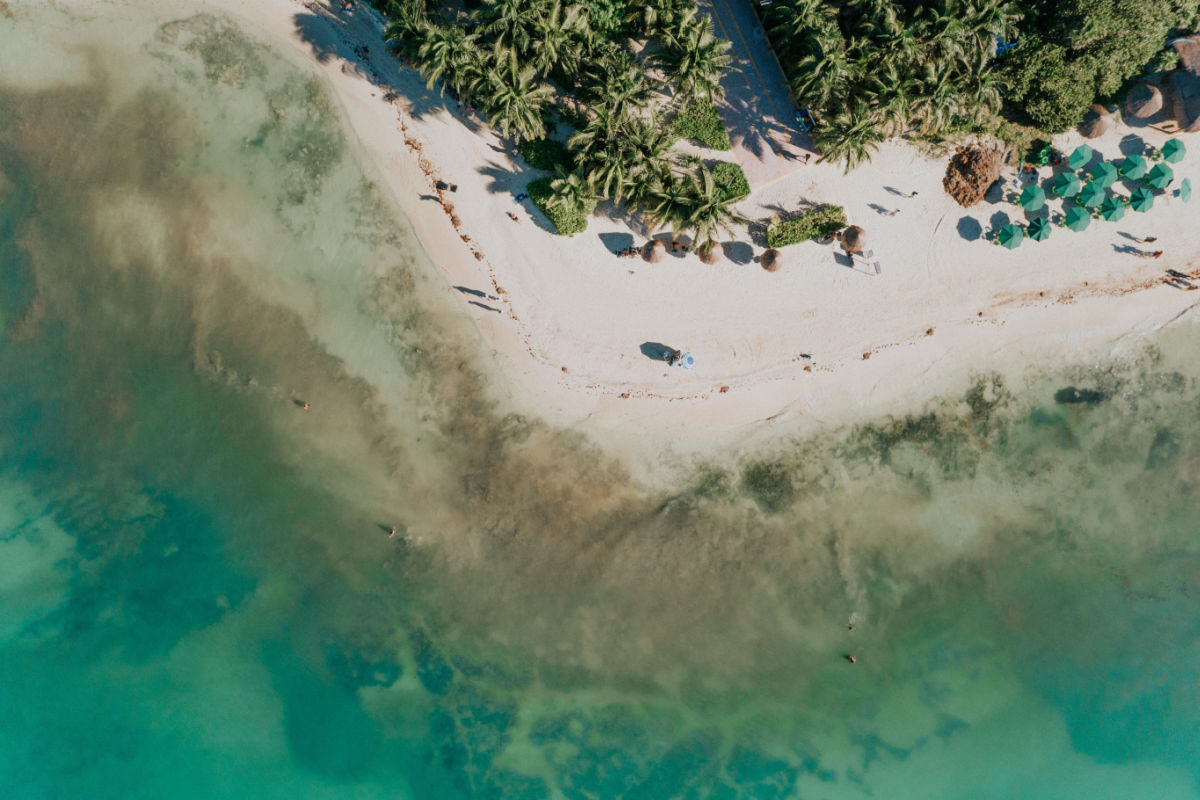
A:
845;654;856;664
389;526;397;538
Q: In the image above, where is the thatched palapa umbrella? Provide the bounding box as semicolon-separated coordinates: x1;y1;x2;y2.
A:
842;225;866;253
760;248;781;272
1125;84;1163;119
1078;105;1112;139
698;243;721;265
644;240;665;263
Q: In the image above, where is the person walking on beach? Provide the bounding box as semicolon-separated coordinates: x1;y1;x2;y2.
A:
1137;236;1158;243
884;208;900;216
901;190;918;198
1138;250;1164;259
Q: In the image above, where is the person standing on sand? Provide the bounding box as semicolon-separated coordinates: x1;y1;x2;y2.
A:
1137;236;1158;243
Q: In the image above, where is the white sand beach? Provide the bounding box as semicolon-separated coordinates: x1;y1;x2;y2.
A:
189;0;1200;447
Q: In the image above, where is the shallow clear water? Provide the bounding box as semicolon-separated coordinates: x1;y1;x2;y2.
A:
3;5;1200;799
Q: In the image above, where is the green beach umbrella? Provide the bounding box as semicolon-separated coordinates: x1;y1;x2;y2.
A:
1090;161;1118;188
1064;205;1091;231
1161;138;1186;164
1120;153;1148;180
1077;182;1105;207
1068;144;1094;170
1099;195;1126;222
1019;183;1046;211
1027;216;1052;242
1180;177;1192;202
1053;171;1081;198
1146;162;1174;191
996;223;1024;249
1129;186;1154;212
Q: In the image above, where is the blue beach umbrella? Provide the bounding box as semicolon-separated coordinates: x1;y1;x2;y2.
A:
1027;216;1052;242
996;223;1023;249
1053;171;1081;198
1129;186;1154;212
1019;184;1046;211
1099;195;1125;222
1146;162;1174;191
1161;138;1186;163
1064;206;1091;231
1068;144;1094;170
1090;161;1118;188
1121;153;1148;180
1077;182;1105;208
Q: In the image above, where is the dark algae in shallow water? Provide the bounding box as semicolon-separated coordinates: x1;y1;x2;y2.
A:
4;5;1200;799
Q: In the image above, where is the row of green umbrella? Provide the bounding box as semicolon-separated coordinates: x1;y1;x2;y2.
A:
998;182;1195;249
1002;139;1190;248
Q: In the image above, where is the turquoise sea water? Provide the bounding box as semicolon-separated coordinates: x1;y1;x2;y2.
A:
3;5;1200;799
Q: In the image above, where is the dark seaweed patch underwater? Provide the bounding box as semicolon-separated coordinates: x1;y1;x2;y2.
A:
2;6;1200;799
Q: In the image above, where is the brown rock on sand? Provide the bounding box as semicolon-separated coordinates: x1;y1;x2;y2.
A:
943;145;1004;208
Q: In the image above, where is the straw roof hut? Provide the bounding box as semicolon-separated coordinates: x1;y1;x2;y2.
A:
943;144;1004;207
842;225;866;254
698;243;721;265
1125;84;1163;119
760;249;781;272
1078;105;1112;138
1170;35;1200;132
644;240;665;263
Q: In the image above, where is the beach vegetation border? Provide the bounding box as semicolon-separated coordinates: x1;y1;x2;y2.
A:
711;161;749;202
668;99;732;151
765;205;847;248
528;175;595;236
518;138;574;173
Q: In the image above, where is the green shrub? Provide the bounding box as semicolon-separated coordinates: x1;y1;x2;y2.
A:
586;0;630;41
528;176;595;236
711;161;749;201
765;204;846;248
669;100;732;150
1001;0;1175;131
517;138;573;172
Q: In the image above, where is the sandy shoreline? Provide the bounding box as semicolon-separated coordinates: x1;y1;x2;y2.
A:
194;0;1200;450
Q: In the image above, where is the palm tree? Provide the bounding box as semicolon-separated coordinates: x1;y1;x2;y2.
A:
815;102;885;172
529;3;584;77
626;0;692;37
414;25;473;95
655;14;732;106
476;60;555;142
645;174;695;245
585;50;652;123
546;169;593;212
480;0;534;48
684;165;746;251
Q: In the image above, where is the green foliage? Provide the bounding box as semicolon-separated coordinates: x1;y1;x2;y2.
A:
765;204;846;248
711;161;749;201
668;99;732;150
586;0;631;40
528;175;594;235
763;0;1015;169
517;138;574;172
1002;0;1175;130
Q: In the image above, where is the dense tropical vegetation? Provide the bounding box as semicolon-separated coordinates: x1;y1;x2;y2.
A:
382;0;744;237
762;0;1200;168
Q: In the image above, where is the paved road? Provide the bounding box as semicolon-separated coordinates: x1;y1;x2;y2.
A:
698;0;814;188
